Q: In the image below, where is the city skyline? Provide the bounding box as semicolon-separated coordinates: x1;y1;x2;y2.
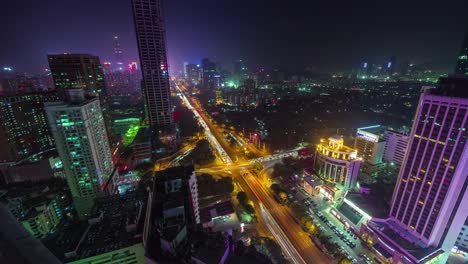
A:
2;0;468;74
1;1;468;263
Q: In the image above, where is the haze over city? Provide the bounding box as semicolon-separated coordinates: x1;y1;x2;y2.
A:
0;1;468;264
2;0;468;73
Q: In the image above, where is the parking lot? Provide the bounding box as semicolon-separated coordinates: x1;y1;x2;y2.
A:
295;187;377;264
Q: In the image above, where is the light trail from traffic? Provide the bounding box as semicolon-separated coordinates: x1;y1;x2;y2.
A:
260;203;307;264
175;81;329;264
175;83;232;164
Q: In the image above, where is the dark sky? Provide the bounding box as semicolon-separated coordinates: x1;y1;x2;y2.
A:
1;0;468;74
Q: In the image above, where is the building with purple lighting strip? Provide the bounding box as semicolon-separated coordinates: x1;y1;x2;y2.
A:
360;76;468;264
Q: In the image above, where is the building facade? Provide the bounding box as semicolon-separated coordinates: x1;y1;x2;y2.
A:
315;135;360;189
390;80;468;250
0;92;59;162
201;58;218;90
186;63;202;85
143;166;199;261
354;125;386;176
383;129;410;168
45;92;114;219
131;0;173;133
455;219;468;253
48;54;106;97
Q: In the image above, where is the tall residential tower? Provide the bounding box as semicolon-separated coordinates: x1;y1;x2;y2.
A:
45;90;115;219
131;0;173;134
48;54;106;98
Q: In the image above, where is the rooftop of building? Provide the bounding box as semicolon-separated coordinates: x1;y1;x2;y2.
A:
0;178;69;201
304;175;323;187
337;202;363;225
74;191;146;261
47;53;99;59
358;125;386;134
318;135;357;154
200;200;235;224
190;229;229;264
346;191;390;219
152;165;195;183
368;218;444;261
146;166;196;261
357;125;386;137
45;97;98;109
44;191;146;262
43;221;89;260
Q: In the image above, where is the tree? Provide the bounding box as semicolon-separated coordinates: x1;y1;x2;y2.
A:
198;174;234;197
270;183;281;194
244;204;255;214
134;162;152;174
279;191;287;201
237;191;248;205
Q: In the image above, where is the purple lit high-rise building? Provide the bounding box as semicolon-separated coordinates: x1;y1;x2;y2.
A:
131;0;173;134
378;76;468;263
361;77;468;263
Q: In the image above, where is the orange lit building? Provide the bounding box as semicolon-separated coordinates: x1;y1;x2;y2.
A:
314;135;361;190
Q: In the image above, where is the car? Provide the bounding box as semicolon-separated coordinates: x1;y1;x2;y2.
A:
350;242;356;248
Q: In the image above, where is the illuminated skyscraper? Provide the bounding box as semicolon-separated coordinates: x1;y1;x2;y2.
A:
455;31;468;75
185;63;201;84
389;77;468;262
201;58;217;90
113;35;124;71
45;90;114;219
48;54;106;98
131;0;173;134
233;59;248;86
183;61;189;78
386;55;396;75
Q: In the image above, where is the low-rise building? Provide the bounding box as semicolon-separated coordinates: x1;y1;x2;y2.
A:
0;181;72;239
314;135;360;190
354;125;386;176
131;127;152;165
44;191;147;263
143;166;200;262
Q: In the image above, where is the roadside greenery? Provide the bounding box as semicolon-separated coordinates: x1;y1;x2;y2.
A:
236;191;256;222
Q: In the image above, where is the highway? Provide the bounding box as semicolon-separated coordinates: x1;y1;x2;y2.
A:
175;82;331;264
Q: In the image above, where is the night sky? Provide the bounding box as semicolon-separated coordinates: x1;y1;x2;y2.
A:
1;0;468;74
